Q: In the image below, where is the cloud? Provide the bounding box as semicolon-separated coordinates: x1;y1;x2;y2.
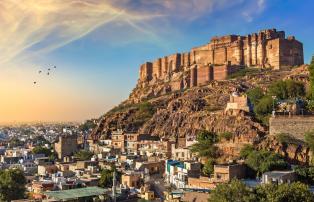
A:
242;0;267;22
0;0;267;66
0;0;161;65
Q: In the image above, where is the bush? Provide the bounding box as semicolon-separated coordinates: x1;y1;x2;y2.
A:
240;144;255;159
208;179;256;202
294;166;314;185
227;68;260;79
247;87;264;106
202;158;215;176
245;150;289;177
268;79;305;100
190;131;218;158
256;182;314;202
254;96;274;116
74;150;94;161
32;146;52;157
219;132;233;141
0;169;26;201
276;133;303;145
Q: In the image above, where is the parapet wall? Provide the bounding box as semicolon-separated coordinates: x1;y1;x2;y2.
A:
269;116;314;140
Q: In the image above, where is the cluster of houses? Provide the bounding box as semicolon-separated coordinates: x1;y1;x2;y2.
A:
1;92;307;202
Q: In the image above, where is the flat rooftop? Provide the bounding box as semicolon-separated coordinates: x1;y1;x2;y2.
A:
44;186;106;200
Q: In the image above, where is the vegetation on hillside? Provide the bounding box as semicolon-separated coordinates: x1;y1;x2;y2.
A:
239;146;289;177
190;130;218;159
227;68;261;79
208;179;314;202
32;146;52;157
246;79;306;125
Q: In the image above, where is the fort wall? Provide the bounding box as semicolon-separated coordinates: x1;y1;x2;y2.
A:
138;28;304;92
269;116;314;140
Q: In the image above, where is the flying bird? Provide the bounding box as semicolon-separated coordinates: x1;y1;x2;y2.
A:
48;68;51;71
47;72;50;75
38;70;42;74
33;81;37;84
54;66;56;69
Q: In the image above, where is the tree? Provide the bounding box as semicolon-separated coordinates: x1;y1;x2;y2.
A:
0;169;26;201
294;166;314;185
254;96;274;116
79;119;97;132
305;130;314;151
268;80;305;100
99;169;113;188
202;158;215;176
190;131;218;159
32;146;52;157
256;182;314;202
247;87;264;106
74;150;93;161
239;144;255;159
208;179;256;202
245;150;289;177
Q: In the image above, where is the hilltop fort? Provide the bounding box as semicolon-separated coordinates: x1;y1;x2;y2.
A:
133;29;303;102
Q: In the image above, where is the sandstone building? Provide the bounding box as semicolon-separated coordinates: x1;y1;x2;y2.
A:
54;135;78;160
138;29;303;93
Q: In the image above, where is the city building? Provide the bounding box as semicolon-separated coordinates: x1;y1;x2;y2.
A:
54;135;78;160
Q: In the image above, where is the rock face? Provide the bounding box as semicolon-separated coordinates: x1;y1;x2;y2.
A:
258;136;312;165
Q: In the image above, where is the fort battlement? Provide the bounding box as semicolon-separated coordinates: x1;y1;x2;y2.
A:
137;28;303;94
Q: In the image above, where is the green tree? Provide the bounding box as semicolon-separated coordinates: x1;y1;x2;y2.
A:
305;130;314;151
190;131;218;159
254;96;274;116
99;169;113;188
0;169;26;201
256;182;314;202
294;166;314;185
202;158;215;176
74;150;94;161
219;132;233;141
208;179;256;202
8;137;23;148
79;119;97;131
247;87;264;106
245;150;289;177
268;80;305;100
239;144;255;159
32;146;52;157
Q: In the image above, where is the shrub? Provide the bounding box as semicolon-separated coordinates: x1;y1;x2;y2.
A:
254;96;274;116
202;158;215;176
276;133;303;145
245;150;289;176
240;144;255;159
268;79;305;100
219;132;233;141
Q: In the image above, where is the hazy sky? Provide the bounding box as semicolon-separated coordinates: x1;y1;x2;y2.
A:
0;0;313;123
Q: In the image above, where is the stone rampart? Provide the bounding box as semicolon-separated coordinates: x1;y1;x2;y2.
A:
269;116;314;140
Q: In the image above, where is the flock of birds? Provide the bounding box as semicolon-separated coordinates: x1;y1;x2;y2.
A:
33;65;56;85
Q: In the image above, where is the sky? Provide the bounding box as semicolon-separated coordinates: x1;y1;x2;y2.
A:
0;0;313;123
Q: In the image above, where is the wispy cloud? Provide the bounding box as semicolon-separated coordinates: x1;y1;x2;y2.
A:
0;0;268;66
0;0;161;65
242;0;267;22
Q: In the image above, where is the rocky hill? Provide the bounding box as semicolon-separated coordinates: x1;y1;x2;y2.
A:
90;28;310;162
90;65;310;161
